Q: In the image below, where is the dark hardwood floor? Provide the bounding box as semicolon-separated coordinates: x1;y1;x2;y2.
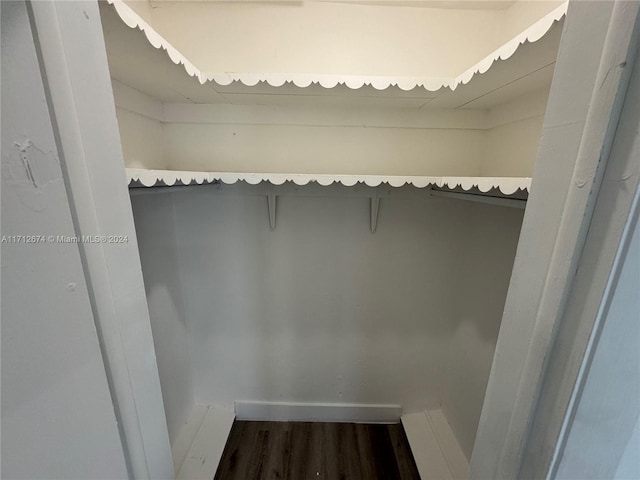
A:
214;420;421;480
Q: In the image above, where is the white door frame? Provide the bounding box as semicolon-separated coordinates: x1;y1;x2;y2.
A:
26;1;174;478
471;2;640;479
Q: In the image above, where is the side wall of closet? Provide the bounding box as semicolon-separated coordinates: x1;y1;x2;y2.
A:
482;89;549;177
132;193;195;443
440;203;524;456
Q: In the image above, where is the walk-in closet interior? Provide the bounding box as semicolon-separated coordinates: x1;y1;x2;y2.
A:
99;1;568;477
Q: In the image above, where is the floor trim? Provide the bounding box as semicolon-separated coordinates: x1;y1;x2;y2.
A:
175;405;235;480
235;401;402;424
401;409;469;480
171;405;209;476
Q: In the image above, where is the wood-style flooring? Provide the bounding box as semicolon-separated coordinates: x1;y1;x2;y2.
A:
214;420;421;480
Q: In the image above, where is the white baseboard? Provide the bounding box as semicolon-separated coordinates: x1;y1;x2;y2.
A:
401;409;469;480
426;409;469;480
175;405;235;480
171;404;209;476
402;411;453;480
235;400;402;423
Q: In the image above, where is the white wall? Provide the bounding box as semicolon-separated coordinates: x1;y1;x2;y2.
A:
109;82;488;176
169;185;461;410
115;98;547;177
112;80;168;170
482;116;545;177
130;193;196;446
110;69;548;177
441;204;525;459
1;2;128;477
161;120;485;176
117;97;545;177
482;88;549;177
115;108;168;169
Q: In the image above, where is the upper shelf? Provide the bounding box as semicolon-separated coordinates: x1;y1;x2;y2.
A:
126;168;531;196
102;0;566;110
106;2;562;183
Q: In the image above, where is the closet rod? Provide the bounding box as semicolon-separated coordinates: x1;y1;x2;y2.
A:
128;185;204;196
430;189;526;209
129;185;528;208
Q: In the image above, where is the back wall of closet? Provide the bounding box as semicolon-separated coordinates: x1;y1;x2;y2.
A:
132;186;523;458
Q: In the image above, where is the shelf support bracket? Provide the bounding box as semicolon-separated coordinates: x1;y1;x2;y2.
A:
267;192;277;231
370;189;380;233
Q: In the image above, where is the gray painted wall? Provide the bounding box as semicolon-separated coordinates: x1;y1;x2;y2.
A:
131;192;196;446
441;204;524;458
131;183;523;457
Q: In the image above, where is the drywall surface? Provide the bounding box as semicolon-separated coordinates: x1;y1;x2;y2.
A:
114;92;546;176
481;88;549;177
482;115;545;177
111;77;168;170
555;217;639;479
131;193;195;446
161;121;485;176
170;185;464;409
1;1;128;477
440;204;525;459
115;107;168;169
125;183;522;417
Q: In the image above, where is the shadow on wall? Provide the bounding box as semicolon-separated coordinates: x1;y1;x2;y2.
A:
441;202;525;458
130;192;196;444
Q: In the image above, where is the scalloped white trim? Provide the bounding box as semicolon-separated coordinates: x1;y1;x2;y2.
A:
126;168;531;195
107;0;207;83
107;0;567;92
452;2;567;90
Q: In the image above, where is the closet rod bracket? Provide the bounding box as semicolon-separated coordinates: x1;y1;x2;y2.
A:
370;188;380;233
267;189;277;231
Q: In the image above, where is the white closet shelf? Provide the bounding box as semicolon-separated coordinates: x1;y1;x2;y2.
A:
127;169;529;232
103;1;565;110
106;0;566;93
126;168;531;195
